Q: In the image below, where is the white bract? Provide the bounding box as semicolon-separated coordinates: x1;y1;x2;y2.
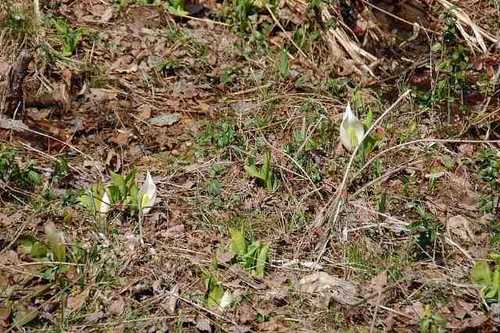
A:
340;103;365;152
140;171;157;214
219;291;233;310
99;190;111;215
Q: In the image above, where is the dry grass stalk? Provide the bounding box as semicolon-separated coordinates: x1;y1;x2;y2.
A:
320;5;378;78
287;0;378;77
437;0;498;53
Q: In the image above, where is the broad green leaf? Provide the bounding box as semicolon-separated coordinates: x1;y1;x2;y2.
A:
262;151;271;182
244;164;262;180
255;243;270;278
278;48;289;79
230;228;247;257
204;274;224;309
471;261;492;285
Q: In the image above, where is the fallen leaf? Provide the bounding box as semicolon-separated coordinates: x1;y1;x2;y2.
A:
195;317;212;332
238;303;257;324
217;251;235;265
0;117;28;131
447;215;475;243
162;285;179;315
457;144;475;157
298;272;359;306
67;289;89;314
257;318;288;332
231;326;252;333
162;224;185;238
137;104;152;120
149;113;181;127
0;62;10;78
86;311;105;322
88;88;118;102
101;7;113;22
368;271;387;305
109;297;125;316
110;130;131;145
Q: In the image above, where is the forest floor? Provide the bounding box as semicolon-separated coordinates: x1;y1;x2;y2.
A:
0;0;499;332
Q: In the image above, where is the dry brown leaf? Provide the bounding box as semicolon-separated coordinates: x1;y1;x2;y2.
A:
162;285;179;315
137;104;152;121
238;303;257;324
298;272;359;306
447;215;475;243
101;7;113;23
0;117;28;131
195;317;212;332
149;113;181;127
0;62;10;78
110;130;131;146
368;271;387;305
109;297;125;316
67;289;89;314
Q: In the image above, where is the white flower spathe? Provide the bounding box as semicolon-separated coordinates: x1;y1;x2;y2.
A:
340;102;365;152
140;171;157;214
99;189;111;215
219;291;233;310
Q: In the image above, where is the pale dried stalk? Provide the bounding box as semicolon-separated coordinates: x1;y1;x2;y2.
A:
33;0;41;25
320;6;377;77
286;0;377;77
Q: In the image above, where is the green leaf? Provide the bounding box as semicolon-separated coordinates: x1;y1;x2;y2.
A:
262;151;271;182
242;241;260;269
278;48;289;79
244;164;262;180
255;243;269;278
204;273;224;309
230;228;247;257
471;261;492;286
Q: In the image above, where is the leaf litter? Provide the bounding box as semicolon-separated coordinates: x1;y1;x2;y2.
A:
0;0;499;331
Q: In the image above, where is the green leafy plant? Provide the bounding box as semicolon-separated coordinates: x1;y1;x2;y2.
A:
244;151;276;191
18;223;67;268
52;18;86;56
52;158;69;183
203;272;233;310
199;121;237;148
0;145;42;191
229;228;270;278
419;305;447;333
278;48;289;79
471;255;500;304
409;204;443;259
79;170;141;217
165;0;188;15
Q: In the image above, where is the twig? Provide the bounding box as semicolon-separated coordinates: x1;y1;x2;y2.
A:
265;5;309;61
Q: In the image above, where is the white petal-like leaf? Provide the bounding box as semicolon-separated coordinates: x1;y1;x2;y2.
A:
340;103;365;152
219;291;233;310
140;171;157;214
99;190;111;215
